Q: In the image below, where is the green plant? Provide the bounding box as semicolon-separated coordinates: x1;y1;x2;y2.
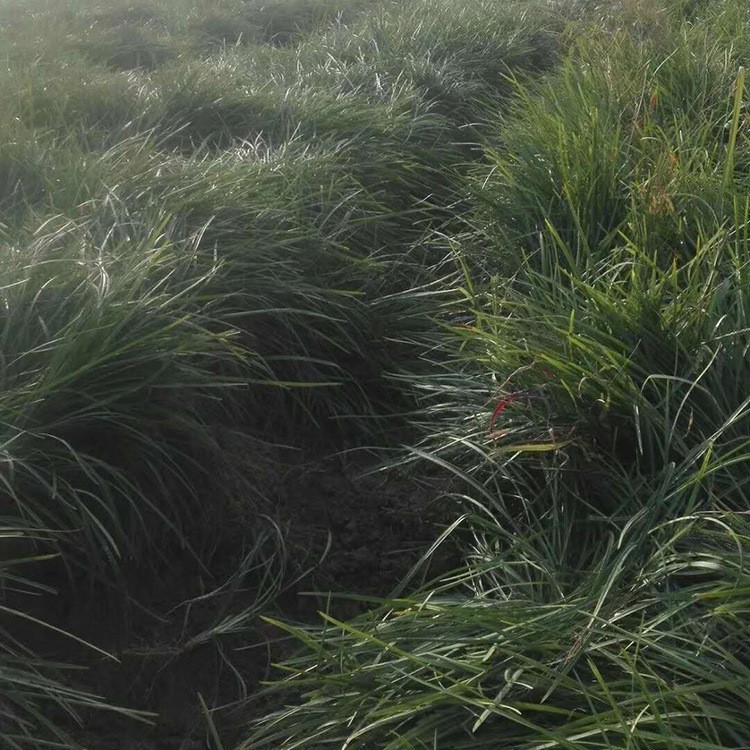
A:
242;4;750;749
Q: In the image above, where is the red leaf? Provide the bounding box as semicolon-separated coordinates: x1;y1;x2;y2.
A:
489;392;524;431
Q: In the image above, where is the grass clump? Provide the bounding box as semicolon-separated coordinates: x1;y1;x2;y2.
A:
0;217;253;570
247;512;750;749
477;18;750;262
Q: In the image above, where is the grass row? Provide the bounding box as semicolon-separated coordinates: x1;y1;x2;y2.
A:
0;0;566;745
4;0;750;747
245;1;750;748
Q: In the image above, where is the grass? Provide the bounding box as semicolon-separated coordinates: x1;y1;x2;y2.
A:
241;1;750;749
1;0;750;747
247;513;750;749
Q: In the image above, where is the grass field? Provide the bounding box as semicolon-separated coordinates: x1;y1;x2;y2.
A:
1;0;750;747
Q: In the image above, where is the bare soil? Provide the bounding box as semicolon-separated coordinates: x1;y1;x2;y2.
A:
3;451;454;748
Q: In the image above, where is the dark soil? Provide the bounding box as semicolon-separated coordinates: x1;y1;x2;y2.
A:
1;451;454;749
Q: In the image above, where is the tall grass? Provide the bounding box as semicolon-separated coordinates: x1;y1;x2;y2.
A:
245;2;750;748
247;511;750;749
0;531;149;748
477;24;747;262
0;0;573;744
0;219;256;570
7;0;750;747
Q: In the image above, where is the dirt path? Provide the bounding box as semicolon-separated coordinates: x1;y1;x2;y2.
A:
4;451;453;748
